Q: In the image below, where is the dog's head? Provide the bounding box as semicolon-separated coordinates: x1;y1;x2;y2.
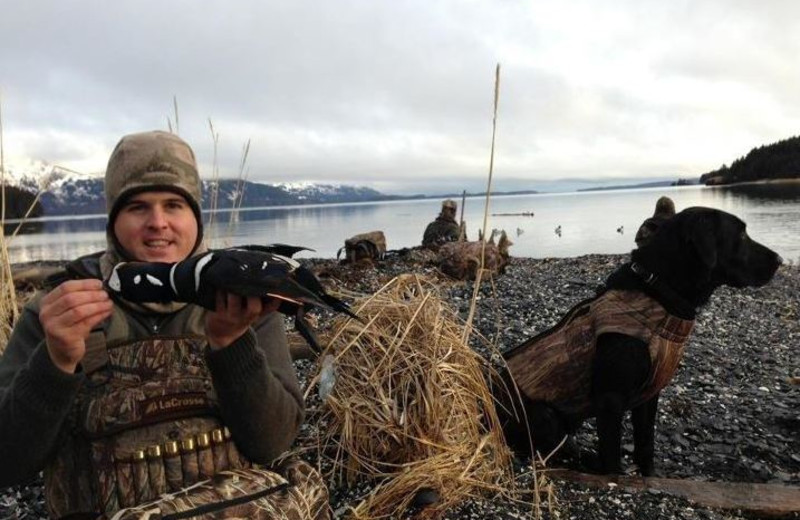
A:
633;207;782;304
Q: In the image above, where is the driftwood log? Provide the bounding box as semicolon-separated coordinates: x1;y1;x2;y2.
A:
11;262;67;291
437;231;512;280
551;469;800;518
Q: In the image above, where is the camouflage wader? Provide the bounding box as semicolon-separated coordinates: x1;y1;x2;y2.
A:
44;310;328;519
110;460;328;519
504;290;695;418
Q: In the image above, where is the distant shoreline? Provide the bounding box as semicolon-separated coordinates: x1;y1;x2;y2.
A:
704;177;800;187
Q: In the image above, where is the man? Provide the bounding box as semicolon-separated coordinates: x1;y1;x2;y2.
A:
422;199;462;248
0;131;327;518
635;196;676;248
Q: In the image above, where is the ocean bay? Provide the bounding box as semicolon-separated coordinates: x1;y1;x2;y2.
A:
7;183;800;264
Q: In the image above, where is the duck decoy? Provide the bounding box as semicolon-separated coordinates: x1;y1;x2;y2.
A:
104;244;359;353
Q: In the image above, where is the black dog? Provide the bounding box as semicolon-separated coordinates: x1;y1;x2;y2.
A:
497;207;782;475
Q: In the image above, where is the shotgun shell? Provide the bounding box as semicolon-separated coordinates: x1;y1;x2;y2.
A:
132;450;151;504
165;440;179;456
211;428;230;471
196;432;214;479
146;445;167;496
180;438;199;485
197;432;211;448
211;429;224;444
163;441;183;492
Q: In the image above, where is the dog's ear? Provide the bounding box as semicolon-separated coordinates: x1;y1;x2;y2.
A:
687;213;718;269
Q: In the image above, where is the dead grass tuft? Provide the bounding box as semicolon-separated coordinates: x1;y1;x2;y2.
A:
0;93;19;353
0;227;18;353
308;274;541;519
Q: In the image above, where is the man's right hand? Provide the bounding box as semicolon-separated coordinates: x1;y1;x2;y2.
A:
39;279;114;374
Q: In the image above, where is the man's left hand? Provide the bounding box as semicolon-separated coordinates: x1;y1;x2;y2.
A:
205;291;280;349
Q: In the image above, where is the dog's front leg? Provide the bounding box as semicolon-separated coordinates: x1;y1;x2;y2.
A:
593;333;650;474
631;393;659;476
594;392;626;474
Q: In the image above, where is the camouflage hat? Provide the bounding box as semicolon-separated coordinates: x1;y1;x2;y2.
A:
105;130;202;217
104;130;204;258
442;199;457;211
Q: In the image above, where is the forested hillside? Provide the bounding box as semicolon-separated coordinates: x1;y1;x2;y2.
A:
700;136;800;185
1;185;42;220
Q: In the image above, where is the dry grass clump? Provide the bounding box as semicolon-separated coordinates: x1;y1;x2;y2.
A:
1;95;20;351
311;274;522;519
0;226;17;353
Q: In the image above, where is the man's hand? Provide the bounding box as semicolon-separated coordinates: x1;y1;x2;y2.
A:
205;292;280;349
39;279;114;374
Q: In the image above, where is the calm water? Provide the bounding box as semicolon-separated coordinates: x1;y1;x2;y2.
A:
7;183;800;264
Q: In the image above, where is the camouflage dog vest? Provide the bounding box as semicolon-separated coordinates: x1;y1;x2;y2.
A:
504;290;695;418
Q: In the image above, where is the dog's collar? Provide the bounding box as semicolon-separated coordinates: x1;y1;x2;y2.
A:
629;262;696;319
631;262;657;284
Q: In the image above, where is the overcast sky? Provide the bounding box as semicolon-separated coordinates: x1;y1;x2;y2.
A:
1;0;798;194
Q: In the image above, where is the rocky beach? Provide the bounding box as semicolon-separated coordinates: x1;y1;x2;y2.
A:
2;253;798;519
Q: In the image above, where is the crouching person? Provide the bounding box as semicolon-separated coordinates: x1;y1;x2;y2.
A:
422;199;463;249
0;131;329;519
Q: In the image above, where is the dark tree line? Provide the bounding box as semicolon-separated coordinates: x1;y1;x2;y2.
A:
700;135;800;185
1;185;42;220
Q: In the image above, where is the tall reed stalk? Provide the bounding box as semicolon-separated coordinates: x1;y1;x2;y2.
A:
459;64;546;518
173;95;180;135
0;91;20;352
227;138;251;233
166;95;180;135
206;119;220;241
462;64;501;345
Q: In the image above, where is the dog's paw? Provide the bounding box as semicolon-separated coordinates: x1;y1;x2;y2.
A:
579;454;623;475
628;461;657;477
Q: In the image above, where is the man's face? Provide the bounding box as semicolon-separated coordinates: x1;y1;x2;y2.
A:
113;191;198;263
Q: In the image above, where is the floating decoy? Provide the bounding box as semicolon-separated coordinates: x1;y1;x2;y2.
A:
105;244;359;353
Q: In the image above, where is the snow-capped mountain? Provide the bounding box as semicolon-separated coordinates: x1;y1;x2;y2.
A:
3;163;105;216
2;164;394;216
275;181;387;203
3;162;99;193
